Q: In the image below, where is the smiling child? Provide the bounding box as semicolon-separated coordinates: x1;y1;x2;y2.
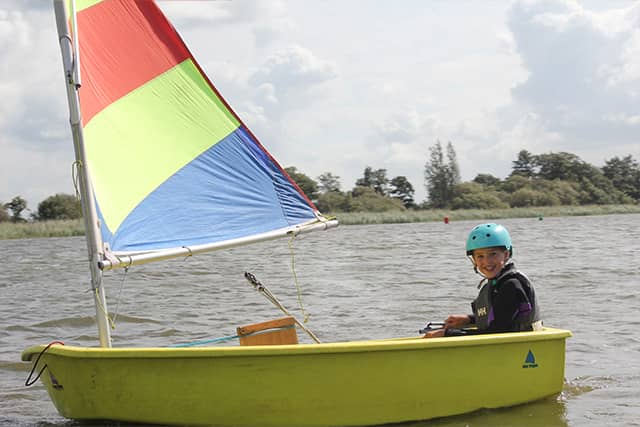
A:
424;223;541;338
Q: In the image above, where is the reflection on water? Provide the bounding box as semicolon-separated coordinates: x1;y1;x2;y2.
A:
414;395;568;427
1;214;639;426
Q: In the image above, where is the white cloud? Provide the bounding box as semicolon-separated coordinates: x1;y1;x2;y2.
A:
2;0;638;208
242;45;337;158
506;0;640;148
0;3;73;207
159;0;293;48
375;111;442;147
605;113;640;126
249;45;336;97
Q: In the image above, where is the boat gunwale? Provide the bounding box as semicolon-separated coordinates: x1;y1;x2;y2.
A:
22;327;571;361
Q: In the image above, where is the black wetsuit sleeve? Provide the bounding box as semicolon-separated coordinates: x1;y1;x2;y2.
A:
446;279;531;336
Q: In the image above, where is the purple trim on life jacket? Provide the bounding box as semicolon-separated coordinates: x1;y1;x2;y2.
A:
513;302;532;320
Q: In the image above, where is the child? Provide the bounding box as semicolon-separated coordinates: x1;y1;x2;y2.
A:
424;222;541;338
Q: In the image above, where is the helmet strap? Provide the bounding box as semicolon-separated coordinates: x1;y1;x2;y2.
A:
469;254;503;281
468;255;483;277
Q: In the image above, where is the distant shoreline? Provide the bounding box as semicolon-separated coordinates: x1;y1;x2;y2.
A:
334;204;640;225
1;204;639;240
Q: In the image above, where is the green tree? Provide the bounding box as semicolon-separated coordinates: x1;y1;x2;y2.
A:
371;169;390;195
575;176;630;205
450;182;508;209
446;141;461;185
389;176;415;208
355;166;373;188
535;152;586;181
4;196;27;222
498;175;530;193
532;179;581;205
424;140;460;208
602;155;640;200
285;167;319;201
315;191;353;213
575;163;628;204
505;151;630;206
317;172;342;193
473;174;501;186
350;186;405;212
356;167;389;195
0;205;9;222
509;188;561;207
510;150;537;178
37;193;82;220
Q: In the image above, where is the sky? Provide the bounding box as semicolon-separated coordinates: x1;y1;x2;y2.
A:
1;0;639;210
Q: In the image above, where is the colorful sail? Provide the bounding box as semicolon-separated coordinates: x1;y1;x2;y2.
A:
69;0;328;255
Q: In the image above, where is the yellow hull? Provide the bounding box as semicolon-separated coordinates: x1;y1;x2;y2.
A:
22;328;571;427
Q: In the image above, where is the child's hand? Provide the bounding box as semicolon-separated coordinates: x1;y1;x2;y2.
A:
445;314;471;329
423;329;445;338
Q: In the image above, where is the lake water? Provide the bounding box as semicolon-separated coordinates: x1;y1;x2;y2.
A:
1;214;639;427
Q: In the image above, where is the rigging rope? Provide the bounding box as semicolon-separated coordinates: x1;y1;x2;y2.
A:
244;272;321;343
288;233;310;323
169;334;239;347
25;341;65;387
94;287;116;330
168;325;295;348
110;267;128;327
71;160;81;200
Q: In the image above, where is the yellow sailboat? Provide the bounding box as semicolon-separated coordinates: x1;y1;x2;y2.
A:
24;329;569;427
22;1;571;426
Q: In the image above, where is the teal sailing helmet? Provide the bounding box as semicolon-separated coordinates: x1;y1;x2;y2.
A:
465;223;512;256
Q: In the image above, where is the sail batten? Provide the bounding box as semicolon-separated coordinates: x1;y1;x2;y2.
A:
68;0;335;257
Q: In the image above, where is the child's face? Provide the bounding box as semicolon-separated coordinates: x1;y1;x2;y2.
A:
471;247;510;279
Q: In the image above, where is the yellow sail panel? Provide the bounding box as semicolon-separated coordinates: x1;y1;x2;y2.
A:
66;0;102;16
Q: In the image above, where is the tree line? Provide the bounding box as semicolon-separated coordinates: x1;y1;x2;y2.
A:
2;143;639;221
287;142;640;213
1;194;81;223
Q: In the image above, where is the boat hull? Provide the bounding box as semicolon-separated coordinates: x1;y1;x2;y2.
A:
22;328;570;427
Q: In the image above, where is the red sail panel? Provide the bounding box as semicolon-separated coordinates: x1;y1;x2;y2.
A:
76;0;191;126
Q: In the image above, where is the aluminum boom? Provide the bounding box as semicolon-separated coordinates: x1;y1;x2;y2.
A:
99;219;339;271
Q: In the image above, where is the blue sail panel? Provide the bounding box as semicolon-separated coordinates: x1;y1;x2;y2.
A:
99;126;317;253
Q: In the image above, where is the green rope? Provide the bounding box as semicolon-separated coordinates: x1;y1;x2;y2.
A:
94;288;117;330
169;324;297;348
169;335;240;347
288;233;309;323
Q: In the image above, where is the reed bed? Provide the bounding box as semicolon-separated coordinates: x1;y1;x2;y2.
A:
332;204;640;225
1;205;639;239
0;219;84;240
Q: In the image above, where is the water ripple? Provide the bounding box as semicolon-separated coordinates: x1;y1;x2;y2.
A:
2;215;640;426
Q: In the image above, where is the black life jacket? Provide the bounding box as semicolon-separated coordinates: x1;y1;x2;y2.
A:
471;263;541;331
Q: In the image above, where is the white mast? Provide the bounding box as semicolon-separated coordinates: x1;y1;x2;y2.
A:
53;0;112;348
